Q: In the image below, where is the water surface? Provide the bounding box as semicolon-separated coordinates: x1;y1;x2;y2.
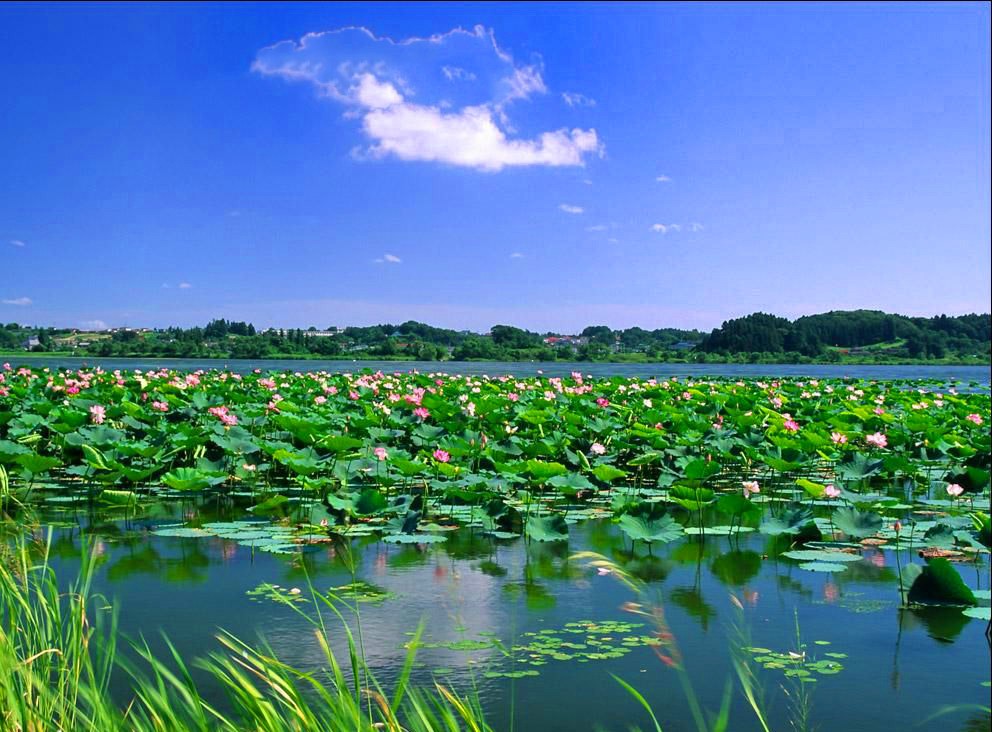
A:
10;355;991;384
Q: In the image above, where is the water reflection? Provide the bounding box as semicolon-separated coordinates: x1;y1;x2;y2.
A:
14;504;990;732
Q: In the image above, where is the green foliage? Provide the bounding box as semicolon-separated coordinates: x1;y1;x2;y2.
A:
907;558;977;606
617;514;684;544
525;514;569;542
832;507;883;538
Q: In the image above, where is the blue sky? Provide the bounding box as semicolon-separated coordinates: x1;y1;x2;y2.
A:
2;2;989;332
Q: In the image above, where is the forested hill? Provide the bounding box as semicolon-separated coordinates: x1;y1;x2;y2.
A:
697;310;990;359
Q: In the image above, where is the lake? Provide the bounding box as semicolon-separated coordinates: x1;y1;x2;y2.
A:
8;355;992;384
34;502;992;732
2;364;989;730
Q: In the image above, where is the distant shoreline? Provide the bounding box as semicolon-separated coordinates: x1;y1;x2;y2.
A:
0;350;992;368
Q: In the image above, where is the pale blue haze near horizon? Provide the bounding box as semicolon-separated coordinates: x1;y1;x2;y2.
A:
1;2;989;333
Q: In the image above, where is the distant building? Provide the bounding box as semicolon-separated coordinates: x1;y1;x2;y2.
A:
543;335;589;347
671;341;699;351
264;328;339;338
22;336;40;349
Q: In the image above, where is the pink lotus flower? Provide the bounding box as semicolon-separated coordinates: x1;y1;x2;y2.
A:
946;483;964;498
348;391;360;400
783;419;800;433
151;401;169;412
590;442;606;455
831;432;847;445
89;405;106;424
893;521;903;533
220;413;237;426
433;449;450;463
413;407;430;420
966;413;983;425
742;481;760;498
373;447;388;461
314;395;327;405
824;484;841;499
865;432;888;448
595;397;610;408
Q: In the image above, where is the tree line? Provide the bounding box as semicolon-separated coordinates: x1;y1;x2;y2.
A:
2;310;989;363
697;310;990;360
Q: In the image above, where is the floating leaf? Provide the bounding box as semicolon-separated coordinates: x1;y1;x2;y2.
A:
799;562;849;573
782;550;862;563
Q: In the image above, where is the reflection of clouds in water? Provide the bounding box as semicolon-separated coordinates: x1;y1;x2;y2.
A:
262;543;506;675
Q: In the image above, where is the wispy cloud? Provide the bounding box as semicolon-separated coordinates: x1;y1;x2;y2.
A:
509;252;525;259
562;91;596;107
374;253;402;264
442;65;476;81
253;26;603;172
608;237;620;244
652;222;700;234
559;204;584;214
10;239;25;247
2;296;32;306
80;319;108;331
585;224;608;232
178;282;193;289
656;175;671;182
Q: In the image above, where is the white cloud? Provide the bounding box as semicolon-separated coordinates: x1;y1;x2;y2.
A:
375;253;402;264
562;91;596;107
353;72;404;108
161;283;171;289
2;297;32;306
253;25;602;172
582;178;593;185
362;104;600;171
80;319;108;331
442;65;476;81
510;252;525;258
652;222;700;233
585;224;608;232
10;239;25;247
656;175;671;182
608;237;620;244
559;204;584;214
178;282;193;289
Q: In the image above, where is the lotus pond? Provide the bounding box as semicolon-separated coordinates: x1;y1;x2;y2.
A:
1;364;990;730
